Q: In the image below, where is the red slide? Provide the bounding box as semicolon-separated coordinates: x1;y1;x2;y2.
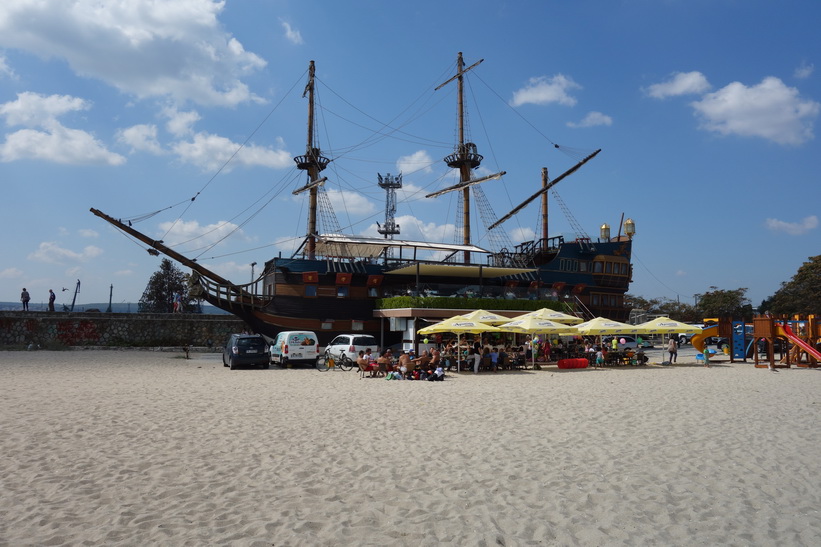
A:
775;323;821;362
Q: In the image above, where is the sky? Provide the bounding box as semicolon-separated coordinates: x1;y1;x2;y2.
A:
1;0;819;310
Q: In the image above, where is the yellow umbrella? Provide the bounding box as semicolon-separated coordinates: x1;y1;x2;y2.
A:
574;317;640;335
634;317;702;334
417;316;499;372
458;309;514;325
517;308;584;324
498;316;578;368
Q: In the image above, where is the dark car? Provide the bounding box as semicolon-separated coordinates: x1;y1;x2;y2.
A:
223;333;270;370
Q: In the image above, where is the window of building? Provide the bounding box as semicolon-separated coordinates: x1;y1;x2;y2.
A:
305;285;317;297
336;286;349;298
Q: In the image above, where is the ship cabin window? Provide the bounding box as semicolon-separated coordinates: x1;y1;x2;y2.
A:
368;287;380;298
560;259;578;272
592;294;600;306
578;261;589;273
351;320;364;331
336;286;349;298
321;320;333;330
592;257;629;277
266;283;274;295
305;285;317;297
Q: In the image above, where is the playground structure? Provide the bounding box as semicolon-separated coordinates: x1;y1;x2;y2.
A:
691;315;821;369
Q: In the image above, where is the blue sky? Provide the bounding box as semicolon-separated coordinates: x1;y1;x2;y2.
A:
1;0;818;309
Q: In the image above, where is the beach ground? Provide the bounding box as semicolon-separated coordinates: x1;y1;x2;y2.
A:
1;349;819;545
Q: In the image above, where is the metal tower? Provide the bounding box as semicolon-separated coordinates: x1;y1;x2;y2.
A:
377;173;402;257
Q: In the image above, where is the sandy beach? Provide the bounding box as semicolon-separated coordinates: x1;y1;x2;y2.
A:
1;349;820;546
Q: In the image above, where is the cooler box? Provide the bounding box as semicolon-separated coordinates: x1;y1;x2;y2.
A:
558;358;588;369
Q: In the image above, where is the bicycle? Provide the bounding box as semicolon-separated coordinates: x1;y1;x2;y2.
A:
316;350;354;372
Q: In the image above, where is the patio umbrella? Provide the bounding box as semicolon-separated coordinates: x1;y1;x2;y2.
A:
417;316;500;372
517;308;584;325
634;317;702;334
498;316;578;368
458;309;515;325
574;317;640;335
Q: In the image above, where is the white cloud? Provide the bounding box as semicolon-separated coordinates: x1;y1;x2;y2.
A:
397;150;434;175
0;0;267;107
157;219;247;248
0;92;125;165
765;215;818;235
78;229;99;238
323;189;377;218
510;75;581;107
114;269;133;276
280;19;303;45
646;71;711;98
508;227;536;243
567;111;613;128
28;242;103;264
171;132;292;171
0;54;17;79
0;92;89;127
163;106;201;137
691;77;820;145
795;61;814;80
1;126;126;165
117;124;163;154
0;267;23;279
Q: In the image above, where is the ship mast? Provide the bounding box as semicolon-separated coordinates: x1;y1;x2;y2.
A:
427;53;504;264
293;60;330;260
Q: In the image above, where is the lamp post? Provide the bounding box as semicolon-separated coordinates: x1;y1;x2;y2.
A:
600;223;611;242
623;218;636;239
250;262;257;282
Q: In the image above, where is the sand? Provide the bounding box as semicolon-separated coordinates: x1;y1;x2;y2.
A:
1;348;820;546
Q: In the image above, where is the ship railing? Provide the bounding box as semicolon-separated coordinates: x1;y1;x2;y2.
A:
190;272;271;311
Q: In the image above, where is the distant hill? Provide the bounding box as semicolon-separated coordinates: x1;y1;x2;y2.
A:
0;302;231;314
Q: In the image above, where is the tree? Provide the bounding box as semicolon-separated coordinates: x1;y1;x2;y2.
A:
138;259;193;313
696;287;753;320
625;294;699;322
762;255;821;315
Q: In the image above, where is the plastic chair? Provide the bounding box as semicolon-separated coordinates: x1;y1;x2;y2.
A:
695;353;705;364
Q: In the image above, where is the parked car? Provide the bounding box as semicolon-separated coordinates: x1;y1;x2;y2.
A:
602;335;652;350
270;330;319;367
324;334;379;361
223;333;270;370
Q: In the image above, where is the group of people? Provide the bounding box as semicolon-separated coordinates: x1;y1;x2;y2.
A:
356;348;445;381
19;288;56;312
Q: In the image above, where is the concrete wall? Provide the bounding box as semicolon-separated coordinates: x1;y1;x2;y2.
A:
0;311;246;349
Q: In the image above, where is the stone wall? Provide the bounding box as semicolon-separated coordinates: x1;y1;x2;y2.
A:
0;311;246;349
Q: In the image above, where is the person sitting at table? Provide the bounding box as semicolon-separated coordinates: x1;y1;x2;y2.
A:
498;346;509;369
635;350;648;365
489;347;499;372
376;351;391;376
413;350;431;370
398;350;413;370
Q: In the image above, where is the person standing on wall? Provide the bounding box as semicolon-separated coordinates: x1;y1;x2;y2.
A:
48;289;56;312
21;288;30;311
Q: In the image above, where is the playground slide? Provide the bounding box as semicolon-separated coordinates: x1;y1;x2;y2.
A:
775;323;821;362
690;324;717;354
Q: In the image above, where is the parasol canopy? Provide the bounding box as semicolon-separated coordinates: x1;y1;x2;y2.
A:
574;317;640;335
517;308;584;324
634;317;702;334
498;316;578;335
457;309;515;325
417;315;500;335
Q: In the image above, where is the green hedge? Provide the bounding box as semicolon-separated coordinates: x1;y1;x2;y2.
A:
375;296;566;312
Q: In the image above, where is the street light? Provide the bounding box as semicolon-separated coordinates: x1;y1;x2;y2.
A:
250;262;257;282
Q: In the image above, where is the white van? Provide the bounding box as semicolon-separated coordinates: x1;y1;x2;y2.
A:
270;331;319;367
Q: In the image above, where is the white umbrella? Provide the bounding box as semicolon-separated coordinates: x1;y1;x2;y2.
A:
418;316;500;372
